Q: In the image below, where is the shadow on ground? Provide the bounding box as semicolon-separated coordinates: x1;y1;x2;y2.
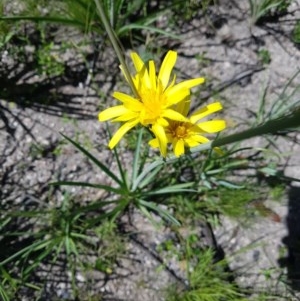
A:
279;185;300;291
0;59;115;121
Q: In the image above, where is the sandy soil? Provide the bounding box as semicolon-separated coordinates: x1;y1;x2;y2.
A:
1;0;300;300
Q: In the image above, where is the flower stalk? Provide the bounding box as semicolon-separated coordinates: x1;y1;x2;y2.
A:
94;0;139;98
212;108;300;147
189;108;300;154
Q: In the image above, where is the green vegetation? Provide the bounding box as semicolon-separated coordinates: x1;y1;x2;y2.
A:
0;0;299;300
257;48;271;65
249;0;292;24
165;249;247;301
292;20;300;45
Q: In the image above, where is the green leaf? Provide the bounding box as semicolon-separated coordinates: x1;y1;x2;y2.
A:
137;165;163;189
146;182;195;196
216;180;245;189
85;199;129;229
60;134;124;187
65;236;79;256
50;181;124;195
117;24;181;40
0;282;10;301
0;238;53;265
138;199;180;226
72;200;119;217
0;15;85;27
131;128;144;186
132;158;165;190
23;239;60;276
112;144;129;190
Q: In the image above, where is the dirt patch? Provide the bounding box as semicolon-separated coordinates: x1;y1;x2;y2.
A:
1;0;300;300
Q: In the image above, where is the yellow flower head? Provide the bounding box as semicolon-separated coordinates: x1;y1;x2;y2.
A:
98;51;205;154
149;101;226;157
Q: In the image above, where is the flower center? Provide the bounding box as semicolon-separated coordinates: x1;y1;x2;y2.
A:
175;125;187;138
139;88;166;125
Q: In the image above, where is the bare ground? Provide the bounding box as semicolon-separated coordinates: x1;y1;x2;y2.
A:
1;0;300;300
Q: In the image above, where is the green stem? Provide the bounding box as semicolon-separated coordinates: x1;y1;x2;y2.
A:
179;109;300;158
94;0;139;99
212;109;300;148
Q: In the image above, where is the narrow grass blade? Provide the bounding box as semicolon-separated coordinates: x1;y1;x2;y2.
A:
112;146;129;190
205;160;249;175
23;239;60;276
137;203;159;226
72;200;119;216
132;158;164;191
146;183;195;196
137;165;163;189
105;123;128;189
85;199;129;229
50;181;124;195
0;283;9;301
60;133;123;186
65;236;79;257
216;180;245;189
0;16;84;27
0;238;53;265
117;24;181;40
131;128;144;187
269;72;300;118
138;199;180;226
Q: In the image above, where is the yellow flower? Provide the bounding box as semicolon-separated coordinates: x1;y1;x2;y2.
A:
149;101;226;157
99;50;205;154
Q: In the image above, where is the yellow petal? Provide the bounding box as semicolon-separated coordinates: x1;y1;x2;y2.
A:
132;74;141;91
113;111;138;122
131;52;152;88
179;77;205;89
163;109;187;122
113;92;143;111
139;68;151;89
158;51;177;90
108;119;139;149
184;139;200;148
148;60;156;90
173;139;185;157
190;102;223;123
186;135;210;146
188;124;204;133
131;52;145;73
157;117;169;127
166;86;190;105
152;124;167;157
198;120;226;133
174;99;191;116
149;138;159;148
169;74;176;89
113;91;138;104
167;77;205;97
99;106;128;121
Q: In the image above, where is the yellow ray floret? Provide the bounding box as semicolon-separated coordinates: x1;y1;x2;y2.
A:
149;101;226;157
98;50;205;151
